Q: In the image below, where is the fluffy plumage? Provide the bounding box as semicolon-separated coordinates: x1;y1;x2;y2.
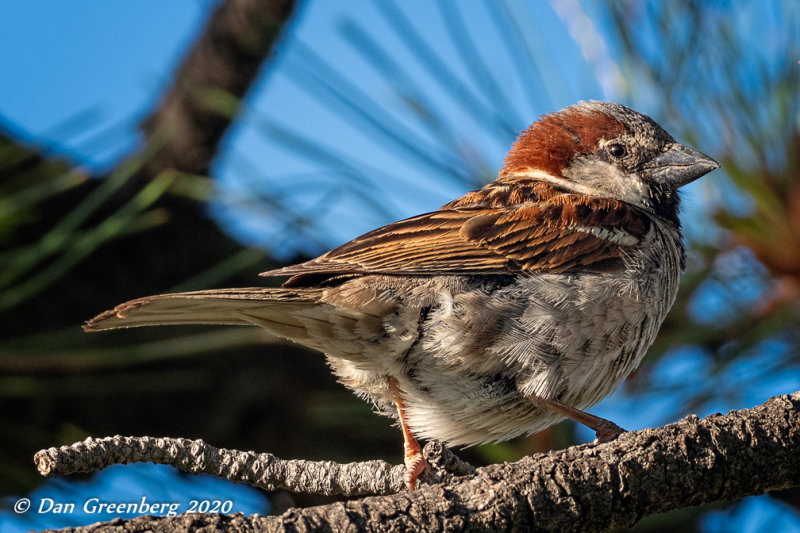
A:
85;101;719;490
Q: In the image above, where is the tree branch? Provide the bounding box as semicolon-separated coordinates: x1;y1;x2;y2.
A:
140;0;297;178
3;0;300;333
35;436;405;497
34;436;475;497
36;392;800;532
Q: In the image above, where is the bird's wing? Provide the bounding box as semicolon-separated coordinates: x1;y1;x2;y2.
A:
262;194;650;286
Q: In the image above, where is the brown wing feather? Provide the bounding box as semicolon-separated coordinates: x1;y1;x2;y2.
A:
262;183;650;286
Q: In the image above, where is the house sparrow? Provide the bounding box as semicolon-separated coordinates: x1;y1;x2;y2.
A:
85;101;719;490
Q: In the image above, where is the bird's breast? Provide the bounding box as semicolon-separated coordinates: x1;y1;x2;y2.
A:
396;222;684;445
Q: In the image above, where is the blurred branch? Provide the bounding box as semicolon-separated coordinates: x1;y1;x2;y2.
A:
140;0;297;178
36;392;800;531
0;1;301;493
1;0;299;328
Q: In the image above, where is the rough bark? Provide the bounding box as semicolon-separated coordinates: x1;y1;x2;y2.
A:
39;392;800;532
35;436;476;498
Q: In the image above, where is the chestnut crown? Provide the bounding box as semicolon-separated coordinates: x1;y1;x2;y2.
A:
501;101;719;222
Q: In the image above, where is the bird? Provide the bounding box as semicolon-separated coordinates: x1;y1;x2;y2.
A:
84;101;719;490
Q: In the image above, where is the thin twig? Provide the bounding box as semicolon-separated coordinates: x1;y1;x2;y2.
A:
33;435;477;497
34;436;404;497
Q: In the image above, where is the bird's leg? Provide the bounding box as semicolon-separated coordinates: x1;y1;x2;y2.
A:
388;377;428;490
528;395;626;443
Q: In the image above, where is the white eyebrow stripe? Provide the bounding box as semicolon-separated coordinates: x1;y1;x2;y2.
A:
504;170;606;198
571;225;640;246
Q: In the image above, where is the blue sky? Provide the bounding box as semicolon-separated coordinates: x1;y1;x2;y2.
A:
0;0;605;254
1;1;797;531
0;1;215;167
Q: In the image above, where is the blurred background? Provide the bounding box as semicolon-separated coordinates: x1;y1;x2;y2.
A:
0;0;798;530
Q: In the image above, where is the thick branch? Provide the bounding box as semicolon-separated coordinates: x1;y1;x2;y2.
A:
37;392;800;532
3;0;299;334
140;0;297;177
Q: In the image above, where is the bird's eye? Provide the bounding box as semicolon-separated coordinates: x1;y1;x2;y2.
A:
607;143;627;158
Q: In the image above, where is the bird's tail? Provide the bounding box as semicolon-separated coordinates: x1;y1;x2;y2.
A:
83;287;324;341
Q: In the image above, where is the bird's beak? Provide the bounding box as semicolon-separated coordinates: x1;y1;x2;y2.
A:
644;142;720;187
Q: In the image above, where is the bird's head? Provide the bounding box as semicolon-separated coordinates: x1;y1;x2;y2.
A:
500;101;719;222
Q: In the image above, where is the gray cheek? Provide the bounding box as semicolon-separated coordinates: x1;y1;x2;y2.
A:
564;158;650;207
